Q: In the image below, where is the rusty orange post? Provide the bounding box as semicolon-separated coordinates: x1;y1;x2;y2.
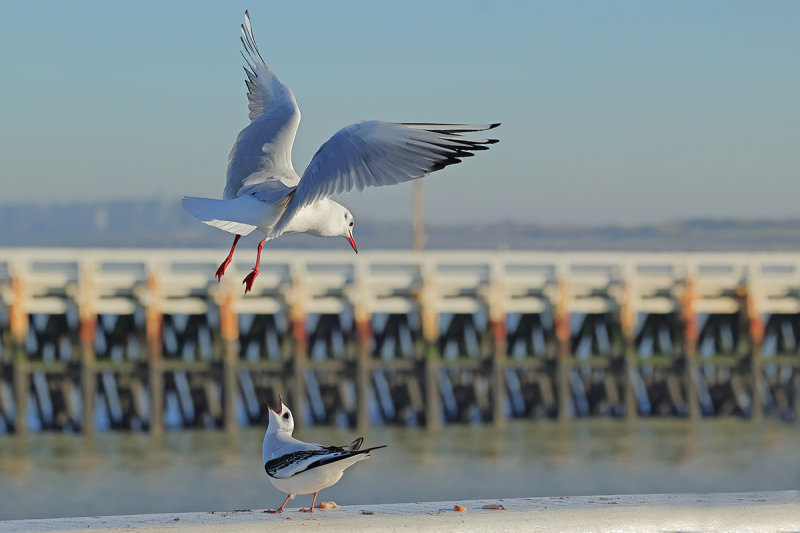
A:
288;269;308;428
78;263;97;434
9;275;27;347
416;265;441;429
219;287;239;431
680;275;700;419
620;280;638;420
9;273;29;434
487;264;507;427
354;315;372;431
353;263;373;431
738;282;764;420
555;279;571;422
489;316;507;426
145;270;164;434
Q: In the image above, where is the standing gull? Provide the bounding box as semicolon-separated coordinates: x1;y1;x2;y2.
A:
182;10;500;292
262;397;386;513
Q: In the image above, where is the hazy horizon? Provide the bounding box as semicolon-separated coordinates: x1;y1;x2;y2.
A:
3;197;800;252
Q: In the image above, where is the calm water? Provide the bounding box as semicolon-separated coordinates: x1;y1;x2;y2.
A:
1;419;798;520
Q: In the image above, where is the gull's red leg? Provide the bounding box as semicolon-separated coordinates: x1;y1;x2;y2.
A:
216;234;241;282
299;492;317;513
266;493;291;514
242;237;266;293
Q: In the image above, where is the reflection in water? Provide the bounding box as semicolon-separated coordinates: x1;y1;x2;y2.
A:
0;419;798;520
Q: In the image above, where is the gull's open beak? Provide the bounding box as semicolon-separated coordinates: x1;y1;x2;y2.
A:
267;393;284;414
348;232;358;254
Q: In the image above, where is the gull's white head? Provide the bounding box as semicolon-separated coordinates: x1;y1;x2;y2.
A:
339;207;357;254
266;396;294;435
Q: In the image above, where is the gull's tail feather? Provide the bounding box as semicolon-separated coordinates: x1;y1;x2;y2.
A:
181;196;261;235
362;444;388;455
343;437;364;451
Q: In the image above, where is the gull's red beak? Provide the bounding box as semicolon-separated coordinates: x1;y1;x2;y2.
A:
267;394;284;414
348;233;358;254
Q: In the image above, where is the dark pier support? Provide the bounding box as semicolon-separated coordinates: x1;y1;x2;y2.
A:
624;341;638;420
423;343;440;429
12;353;27;434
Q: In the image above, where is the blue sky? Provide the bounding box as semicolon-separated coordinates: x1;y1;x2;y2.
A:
1;1;798;225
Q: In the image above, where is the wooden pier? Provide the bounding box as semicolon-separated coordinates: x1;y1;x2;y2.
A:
0;248;798;433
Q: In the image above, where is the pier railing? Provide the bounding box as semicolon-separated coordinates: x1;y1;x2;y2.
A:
0;248;798;432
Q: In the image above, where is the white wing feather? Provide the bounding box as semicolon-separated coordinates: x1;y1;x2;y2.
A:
181;195;276;235
224;10;301;200
267;122;499;237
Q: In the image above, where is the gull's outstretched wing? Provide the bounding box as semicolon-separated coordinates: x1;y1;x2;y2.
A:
225;10;301;200
268;122;499;237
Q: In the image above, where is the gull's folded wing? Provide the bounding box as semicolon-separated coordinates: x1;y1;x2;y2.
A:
265;445;387;479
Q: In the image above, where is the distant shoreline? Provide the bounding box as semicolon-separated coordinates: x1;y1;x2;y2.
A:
2;199;800;251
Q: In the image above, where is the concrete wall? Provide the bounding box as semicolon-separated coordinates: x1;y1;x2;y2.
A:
2;491;799;532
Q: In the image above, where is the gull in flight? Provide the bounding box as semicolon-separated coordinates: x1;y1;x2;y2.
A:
183;11;500;293
262;397;386;513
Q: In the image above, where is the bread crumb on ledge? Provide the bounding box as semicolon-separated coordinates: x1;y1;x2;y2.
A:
482;504;507;510
453;505;467;512
318;501;339;509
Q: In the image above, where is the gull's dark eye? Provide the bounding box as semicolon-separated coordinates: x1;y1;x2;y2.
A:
349;221;354;227
283;413;290;420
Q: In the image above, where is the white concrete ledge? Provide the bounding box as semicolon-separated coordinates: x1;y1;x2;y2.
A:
2;491;799;532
